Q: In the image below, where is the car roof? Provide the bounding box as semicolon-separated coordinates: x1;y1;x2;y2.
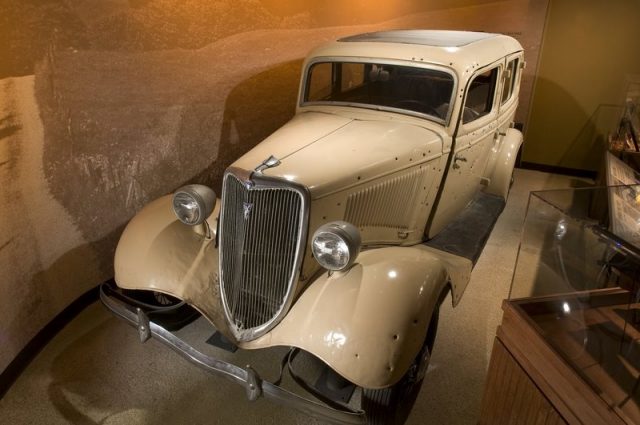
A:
339;30;498;47
305;30;523;79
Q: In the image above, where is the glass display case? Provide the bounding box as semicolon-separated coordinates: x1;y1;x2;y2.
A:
509;184;640;424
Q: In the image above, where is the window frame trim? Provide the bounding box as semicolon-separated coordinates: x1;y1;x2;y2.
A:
500;57;519;106
460;62;502;127
300;56;459;127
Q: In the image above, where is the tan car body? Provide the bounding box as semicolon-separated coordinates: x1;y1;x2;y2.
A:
115;30;523;389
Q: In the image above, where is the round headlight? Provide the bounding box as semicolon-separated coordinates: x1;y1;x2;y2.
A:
172;184;216;226
312;221;361;271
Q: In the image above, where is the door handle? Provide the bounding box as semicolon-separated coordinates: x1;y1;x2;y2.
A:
452;154;467;169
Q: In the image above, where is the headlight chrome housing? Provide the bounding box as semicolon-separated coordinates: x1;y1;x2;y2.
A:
172;184;216;226
312;221;361;271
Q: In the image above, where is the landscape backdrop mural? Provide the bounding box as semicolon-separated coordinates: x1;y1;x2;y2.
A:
0;0;549;375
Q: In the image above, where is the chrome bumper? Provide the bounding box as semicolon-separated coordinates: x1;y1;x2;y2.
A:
99;284;366;425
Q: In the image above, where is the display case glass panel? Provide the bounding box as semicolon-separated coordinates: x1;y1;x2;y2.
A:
510;185;640;424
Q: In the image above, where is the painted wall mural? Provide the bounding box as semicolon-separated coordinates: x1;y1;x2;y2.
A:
0;0;548;374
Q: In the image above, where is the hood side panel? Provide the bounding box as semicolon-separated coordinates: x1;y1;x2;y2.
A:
298;155;446;287
264;118;443;199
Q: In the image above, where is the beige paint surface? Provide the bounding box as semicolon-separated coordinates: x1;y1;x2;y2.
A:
0;0;548;374
524;0;640;171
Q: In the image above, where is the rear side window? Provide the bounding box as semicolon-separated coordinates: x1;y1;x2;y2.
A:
462;67;499;124
501;59;519;104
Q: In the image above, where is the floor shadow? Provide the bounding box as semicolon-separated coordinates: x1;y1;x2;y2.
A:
47;318;116;425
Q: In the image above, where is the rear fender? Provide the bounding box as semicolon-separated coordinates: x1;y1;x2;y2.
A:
243;245;471;389
113;195;230;336
485;128;523;198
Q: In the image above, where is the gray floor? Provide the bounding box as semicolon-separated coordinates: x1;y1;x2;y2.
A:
0;169;588;424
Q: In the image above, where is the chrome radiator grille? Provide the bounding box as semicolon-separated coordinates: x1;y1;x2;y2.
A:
219;170;308;341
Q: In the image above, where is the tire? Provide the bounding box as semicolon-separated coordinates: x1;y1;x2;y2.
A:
103;280;200;331
121;289;181;307
362;298;442;425
126;289;200;330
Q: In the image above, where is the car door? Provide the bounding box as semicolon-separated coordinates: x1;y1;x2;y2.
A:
427;61;503;238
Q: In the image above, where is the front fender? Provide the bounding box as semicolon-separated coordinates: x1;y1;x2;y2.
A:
485;127;523;198
114;195;231;337
242;246;453;389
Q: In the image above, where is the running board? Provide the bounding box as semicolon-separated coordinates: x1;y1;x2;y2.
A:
424;192;505;266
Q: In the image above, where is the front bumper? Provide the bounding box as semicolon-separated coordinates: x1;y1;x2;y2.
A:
99;283;366;424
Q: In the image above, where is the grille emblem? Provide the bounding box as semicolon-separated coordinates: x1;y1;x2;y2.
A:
243;202;253;220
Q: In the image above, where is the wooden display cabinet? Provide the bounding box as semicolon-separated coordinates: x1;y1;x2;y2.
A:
481;289;639;424
481;186;640;424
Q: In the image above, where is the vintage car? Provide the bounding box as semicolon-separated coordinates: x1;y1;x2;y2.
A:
101;30;524;424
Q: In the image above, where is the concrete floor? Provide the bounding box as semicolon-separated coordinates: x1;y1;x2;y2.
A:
0;169;588;424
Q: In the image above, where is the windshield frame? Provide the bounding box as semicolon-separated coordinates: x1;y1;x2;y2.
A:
299;57;458;126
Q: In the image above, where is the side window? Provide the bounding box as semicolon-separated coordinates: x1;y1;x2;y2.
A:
501;58;519;104
463;67;499;124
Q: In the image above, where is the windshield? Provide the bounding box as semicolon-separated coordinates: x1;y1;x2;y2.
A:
303;61;454;122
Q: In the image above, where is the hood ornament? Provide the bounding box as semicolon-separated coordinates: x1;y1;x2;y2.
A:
254;155;281;173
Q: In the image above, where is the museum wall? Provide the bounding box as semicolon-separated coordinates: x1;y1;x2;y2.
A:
0;0;548;376
523;0;640;172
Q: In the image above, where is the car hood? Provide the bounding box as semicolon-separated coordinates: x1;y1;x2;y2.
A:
232;111;443;198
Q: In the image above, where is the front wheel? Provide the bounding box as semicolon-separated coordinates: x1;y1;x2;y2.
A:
362;300;442;425
102;281;200;331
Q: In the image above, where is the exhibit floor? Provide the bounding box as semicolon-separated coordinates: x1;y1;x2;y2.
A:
0;169;589;424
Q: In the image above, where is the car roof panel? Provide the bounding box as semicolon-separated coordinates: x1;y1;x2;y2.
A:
339;30;498;47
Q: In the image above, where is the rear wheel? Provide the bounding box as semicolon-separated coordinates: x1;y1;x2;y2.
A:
362;298;442;424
